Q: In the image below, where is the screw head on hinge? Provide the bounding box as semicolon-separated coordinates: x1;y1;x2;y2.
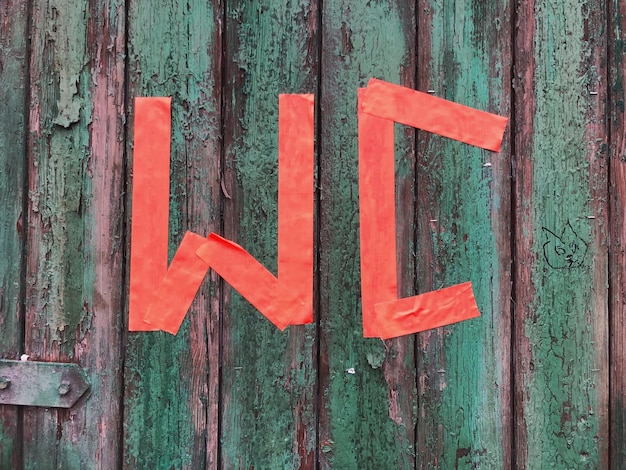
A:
0;377;10;390
58;380;71;396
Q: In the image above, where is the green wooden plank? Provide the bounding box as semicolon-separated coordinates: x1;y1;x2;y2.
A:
22;0;126;468
0;0;28;468
414;1;513;467
514;0;609;467
122;1;222;468
609;0;626;466
317;2;416;468
220;1;319;467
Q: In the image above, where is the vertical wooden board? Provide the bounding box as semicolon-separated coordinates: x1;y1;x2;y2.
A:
414;0;512;467
609;0;626;466
220;1;318;467
514;0;609;467
0;0;27;468
22;0;126;468
317;2;416;468
122;1;222;468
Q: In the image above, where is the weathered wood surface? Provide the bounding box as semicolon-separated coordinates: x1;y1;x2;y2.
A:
0;1;27;468
220;2;318;468
514;0;610;468
415;0;512;467
318;2;417;468
0;0;625;468
122;1;221;468
20;0;126;468
610;0;626;467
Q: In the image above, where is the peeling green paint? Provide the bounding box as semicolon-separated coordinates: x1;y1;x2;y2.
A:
1;0;624;467
122;0;221;468
0;425;16;470
0;1;27;460
415;0;511;467
522;0;608;467
0;0;27;355
319;1;416;468
19;1;127;468
124;333;195;468
27;0;93;349
220;1;318;467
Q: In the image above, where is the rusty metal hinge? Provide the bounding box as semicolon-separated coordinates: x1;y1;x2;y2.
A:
0;359;90;408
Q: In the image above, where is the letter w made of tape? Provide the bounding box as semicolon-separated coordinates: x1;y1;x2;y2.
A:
128;95;314;334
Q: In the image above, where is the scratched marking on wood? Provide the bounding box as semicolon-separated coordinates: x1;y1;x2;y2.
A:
514;0;609;467
121;1;221;468
0;1;27;468
317;1;417;468
21;0;126;468
415;0;513;467
220;1;318;467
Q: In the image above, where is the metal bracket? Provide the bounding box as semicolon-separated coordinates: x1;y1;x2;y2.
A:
0;360;90;408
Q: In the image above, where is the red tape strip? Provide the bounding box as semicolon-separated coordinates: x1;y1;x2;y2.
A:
196;234;307;330
277;94;315;324
358;80;507;339
373;283;481;340
128;97;171;331
143;232;211;334
361;78;508;152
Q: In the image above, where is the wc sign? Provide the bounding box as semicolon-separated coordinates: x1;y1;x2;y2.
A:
128;78;507;339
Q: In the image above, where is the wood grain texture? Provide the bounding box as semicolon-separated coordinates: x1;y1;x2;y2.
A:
22;0;126;468
514;0;609;467
415;0;513;467
609;0;626;467
0;1;28;468
417;1;511;468
220;1;318;467
122;1;222;468
317;1;417;468
2;0;626;467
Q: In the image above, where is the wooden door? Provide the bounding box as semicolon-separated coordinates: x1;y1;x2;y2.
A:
0;0;624;468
